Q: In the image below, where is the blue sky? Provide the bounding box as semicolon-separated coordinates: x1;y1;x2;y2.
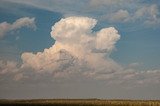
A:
0;0;160;99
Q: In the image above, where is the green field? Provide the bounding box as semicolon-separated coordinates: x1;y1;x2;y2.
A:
0;99;160;106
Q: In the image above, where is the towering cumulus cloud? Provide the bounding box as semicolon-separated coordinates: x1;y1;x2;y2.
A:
1;16;160;85
21;17;121;78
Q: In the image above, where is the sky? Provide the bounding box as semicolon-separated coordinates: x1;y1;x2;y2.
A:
0;0;160;99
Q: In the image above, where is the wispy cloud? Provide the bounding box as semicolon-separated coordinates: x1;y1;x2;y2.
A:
3;0;160;27
0;17;36;39
102;9;130;23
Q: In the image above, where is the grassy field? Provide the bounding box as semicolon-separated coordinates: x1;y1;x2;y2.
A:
0;99;160;106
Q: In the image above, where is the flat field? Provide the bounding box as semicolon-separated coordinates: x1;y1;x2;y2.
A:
0;99;160;106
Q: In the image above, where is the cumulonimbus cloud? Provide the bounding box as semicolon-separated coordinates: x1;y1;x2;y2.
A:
0;17;36;38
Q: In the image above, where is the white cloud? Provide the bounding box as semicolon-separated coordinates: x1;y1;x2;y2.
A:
132;4;160;26
101;4;160;25
105;9;130;22
0;60;18;75
21;16;121;79
0;16;159;86
96;27;120;50
90;1;160;26
0;17;36;38
89;0;134;7
51;17;97;44
134;4;159;19
19;16;160;86
3;0;160;27
0;22;10;38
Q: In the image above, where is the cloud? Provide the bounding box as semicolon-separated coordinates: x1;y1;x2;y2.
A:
51;17;97;44
21;17;121;79
103;9;130;23
3;0;160;27
89;2;160;26
101;4;160;25
0;17;36;38
135;4;160;26
19;16;160;86
134;4;159;19
0;60;18;75
89;0;134;6
0;16;159;86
